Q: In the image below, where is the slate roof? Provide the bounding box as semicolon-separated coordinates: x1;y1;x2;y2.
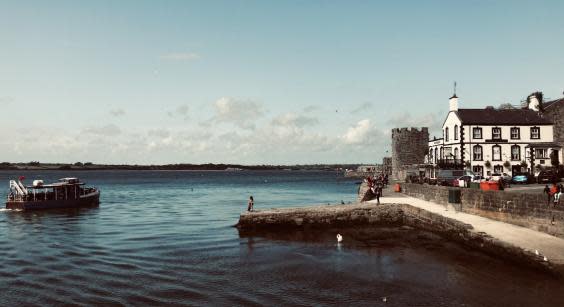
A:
543;97;564;110
456;108;552;125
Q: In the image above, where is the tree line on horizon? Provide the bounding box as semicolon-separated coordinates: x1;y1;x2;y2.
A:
0;161;362;171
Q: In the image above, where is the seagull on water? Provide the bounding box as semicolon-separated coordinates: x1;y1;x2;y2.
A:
336;234;343;243
544;256;548;262
535;250;539;256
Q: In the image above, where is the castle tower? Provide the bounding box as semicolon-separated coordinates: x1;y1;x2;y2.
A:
391;127;429;180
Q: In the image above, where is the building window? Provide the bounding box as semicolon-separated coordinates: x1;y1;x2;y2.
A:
473;145;483;161
444;147;452;159
494;165;503;174
492;127;501;140
445;127;449;142
531;127;540;139
429;149;433;163
511;127;520;139
454;148;459;159
434;148;438;163
511;145;520;161
492;145;501;161
440;147;444;159
535;148;548;159
473;165;483;176
473;127;482;139
454;125;458;140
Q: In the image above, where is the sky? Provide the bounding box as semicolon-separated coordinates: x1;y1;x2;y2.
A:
1;0;563;165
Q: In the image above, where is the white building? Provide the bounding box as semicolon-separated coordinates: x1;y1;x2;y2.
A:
427;93;562;178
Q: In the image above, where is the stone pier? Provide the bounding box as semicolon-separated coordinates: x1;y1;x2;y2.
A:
237;200;564;275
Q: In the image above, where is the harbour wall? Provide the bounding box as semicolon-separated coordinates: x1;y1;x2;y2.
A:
236;203;556;274
398;183;564;239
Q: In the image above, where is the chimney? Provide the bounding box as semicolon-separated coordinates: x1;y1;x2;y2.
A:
527;93;540;111
449;94;458;111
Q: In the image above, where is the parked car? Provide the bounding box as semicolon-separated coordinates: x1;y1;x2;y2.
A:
512;173;532;184
438;169;474;186
537;170;560;184
453;175;483;187
490;173;512;184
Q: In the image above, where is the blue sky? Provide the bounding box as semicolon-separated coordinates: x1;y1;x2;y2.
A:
1;0;563;164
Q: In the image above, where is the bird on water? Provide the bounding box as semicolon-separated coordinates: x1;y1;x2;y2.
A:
336;234;343;243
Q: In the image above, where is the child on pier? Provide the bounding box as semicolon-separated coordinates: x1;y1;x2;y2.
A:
247;196;254;212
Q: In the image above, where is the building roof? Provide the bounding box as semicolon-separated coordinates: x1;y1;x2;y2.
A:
456;108;552;125
543;97;564;110
524;142;561;148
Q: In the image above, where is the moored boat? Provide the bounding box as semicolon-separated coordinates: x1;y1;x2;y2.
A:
6;177;100;210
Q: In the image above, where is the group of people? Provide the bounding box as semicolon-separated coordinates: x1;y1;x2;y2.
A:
366;173;388;204
543;183;563;206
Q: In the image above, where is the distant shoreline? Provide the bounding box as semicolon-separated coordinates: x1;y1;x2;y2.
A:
0;162;360;172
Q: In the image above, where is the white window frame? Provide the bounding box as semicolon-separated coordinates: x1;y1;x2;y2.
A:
473;127;482;139
492;127;501;140
511;145;520;161
473;145;483;161
492;145;502;161
531;127;540;139
510;127;520;140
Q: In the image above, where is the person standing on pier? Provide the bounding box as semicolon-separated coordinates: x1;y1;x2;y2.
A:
375;180;383;204
247;196;254;212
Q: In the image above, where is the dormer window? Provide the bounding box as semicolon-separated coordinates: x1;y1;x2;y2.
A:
531;127;540;139
492;127;501;140
511;127;520;139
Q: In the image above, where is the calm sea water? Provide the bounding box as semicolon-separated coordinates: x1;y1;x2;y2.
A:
1;170;563;306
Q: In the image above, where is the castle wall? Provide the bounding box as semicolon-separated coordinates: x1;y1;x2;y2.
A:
391;127;429;180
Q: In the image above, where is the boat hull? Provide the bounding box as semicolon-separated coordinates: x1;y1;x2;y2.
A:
6;191;100;210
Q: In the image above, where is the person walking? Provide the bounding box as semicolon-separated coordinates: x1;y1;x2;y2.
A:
247;196;254;212
554;184;562;207
375;180;383;204
543;185;551;206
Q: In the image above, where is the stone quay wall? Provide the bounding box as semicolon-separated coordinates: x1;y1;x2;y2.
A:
237;203;555;274
391;127;429;181
237;204;404;230
399;183;564;238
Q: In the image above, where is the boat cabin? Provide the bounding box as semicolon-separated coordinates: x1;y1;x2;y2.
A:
8;177;96;203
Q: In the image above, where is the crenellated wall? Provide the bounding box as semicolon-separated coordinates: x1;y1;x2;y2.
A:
391;127;429;180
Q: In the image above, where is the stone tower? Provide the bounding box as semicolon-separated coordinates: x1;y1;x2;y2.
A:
391;127;429;180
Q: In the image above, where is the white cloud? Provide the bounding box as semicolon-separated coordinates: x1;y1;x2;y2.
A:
109;108;126;117
386;111;443;136
82;124;122;136
303;105;321;113
341;119;384;145
214;97;264;129
160;52;201;61
0;97;14;105
147;129;170;138
167;104;190;120
271;113;318;128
